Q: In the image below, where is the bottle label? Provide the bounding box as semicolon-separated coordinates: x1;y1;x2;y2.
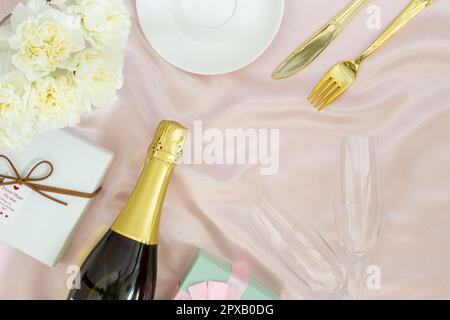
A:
0;184;32;225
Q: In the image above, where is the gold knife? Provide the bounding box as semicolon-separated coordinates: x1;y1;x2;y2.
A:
272;0;369;80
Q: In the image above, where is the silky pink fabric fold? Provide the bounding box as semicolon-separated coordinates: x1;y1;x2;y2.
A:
0;0;450;299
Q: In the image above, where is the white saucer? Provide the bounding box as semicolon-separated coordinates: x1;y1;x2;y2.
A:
136;0;284;75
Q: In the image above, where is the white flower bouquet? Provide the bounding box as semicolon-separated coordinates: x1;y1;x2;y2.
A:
0;0;130;149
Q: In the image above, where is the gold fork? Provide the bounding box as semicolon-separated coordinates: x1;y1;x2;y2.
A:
309;0;435;111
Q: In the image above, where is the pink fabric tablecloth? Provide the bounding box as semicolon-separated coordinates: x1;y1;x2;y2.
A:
1;0;450;299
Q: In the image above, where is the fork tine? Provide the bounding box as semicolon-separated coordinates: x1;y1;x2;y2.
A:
308;76;331;101
310;79;336;105
317;86;346;111
315;84;339;108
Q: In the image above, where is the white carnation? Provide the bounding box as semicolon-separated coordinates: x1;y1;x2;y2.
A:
0;0;130;149
68;0;130;50
9;3;85;81
28;73;83;133
74;49;124;107
0;72;33;149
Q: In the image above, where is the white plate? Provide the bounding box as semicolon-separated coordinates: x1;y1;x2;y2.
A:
136;0;285;75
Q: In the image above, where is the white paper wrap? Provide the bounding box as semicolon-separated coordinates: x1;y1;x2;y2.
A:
0;130;114;267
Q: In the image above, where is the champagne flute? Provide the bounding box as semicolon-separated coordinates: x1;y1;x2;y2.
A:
250;191;347;296
335;135;382;300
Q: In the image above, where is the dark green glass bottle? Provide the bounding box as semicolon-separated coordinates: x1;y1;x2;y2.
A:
67;121;187;300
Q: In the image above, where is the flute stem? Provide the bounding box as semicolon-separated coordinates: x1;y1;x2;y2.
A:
353;259;365;300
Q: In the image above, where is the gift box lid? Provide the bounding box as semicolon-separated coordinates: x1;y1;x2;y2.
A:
180;250;279;300
0;129;114;267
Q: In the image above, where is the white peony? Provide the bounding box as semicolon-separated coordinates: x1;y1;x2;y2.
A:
9;2;85;81
28;73;83;133
74;49;124;107
0;72;33;149
68;0;130;50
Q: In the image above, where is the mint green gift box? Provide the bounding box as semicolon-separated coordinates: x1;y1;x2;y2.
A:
178;250;280;300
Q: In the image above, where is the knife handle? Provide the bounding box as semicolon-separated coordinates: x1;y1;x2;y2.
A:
356;0;434;63
333;0;369;31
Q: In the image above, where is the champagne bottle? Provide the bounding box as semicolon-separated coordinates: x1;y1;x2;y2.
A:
67;120;188;300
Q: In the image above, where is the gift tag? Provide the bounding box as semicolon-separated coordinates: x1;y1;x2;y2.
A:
0;184;32;225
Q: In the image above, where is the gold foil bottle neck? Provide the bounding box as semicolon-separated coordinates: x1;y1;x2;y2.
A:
111;120;188;245
149;120;188;164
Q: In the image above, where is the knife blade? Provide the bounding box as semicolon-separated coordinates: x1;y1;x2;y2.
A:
272;0;369;80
